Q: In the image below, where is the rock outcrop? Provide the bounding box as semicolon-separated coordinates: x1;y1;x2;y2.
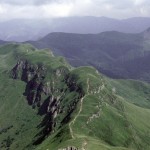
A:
11;59;85;144
58;146;79;150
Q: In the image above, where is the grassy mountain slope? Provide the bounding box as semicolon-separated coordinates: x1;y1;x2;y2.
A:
0;43;150;150
109;79;150;108
0;44;42;150
29;28;150;82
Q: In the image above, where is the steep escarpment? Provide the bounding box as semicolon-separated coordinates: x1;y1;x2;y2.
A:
11;57;85;144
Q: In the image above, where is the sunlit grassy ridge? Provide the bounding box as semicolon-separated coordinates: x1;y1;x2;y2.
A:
0;43;149;150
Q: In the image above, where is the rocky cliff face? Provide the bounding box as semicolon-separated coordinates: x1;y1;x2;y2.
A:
11;59;85;144
58;146;79;150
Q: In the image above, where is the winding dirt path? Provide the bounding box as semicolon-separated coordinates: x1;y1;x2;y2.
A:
69;78;90;144
82;140;88;150
87;78;90;94
69;96;85;139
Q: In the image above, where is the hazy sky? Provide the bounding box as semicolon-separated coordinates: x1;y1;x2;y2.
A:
0;0;150;20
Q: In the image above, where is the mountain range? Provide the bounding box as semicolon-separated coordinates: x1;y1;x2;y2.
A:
29;27;150;82
0;16;150;150
1;16;150;42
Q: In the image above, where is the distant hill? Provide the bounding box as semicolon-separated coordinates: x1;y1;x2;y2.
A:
29;28;150;82
1;16;150;41
0;39;8;45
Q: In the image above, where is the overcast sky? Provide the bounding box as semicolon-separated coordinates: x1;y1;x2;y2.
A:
0;0;150;21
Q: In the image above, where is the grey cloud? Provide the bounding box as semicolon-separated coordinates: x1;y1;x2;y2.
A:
0;0;53;5
0;0;74;5
0;0;150;21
